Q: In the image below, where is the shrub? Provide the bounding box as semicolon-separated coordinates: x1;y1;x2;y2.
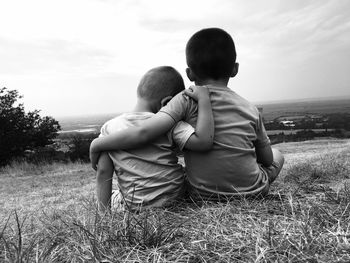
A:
0;88;61;166
68;136;95;162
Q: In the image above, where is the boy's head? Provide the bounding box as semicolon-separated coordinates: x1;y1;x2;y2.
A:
186;28;238;82
137;66;185;109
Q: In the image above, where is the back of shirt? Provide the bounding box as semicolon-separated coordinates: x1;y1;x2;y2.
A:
100;112;194;208
160;85;270;198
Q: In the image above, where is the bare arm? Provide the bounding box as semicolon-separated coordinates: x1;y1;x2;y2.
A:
254;112;273;167
90;112;176;169
182;86;214;151
255;144;273;167
96;152;114;211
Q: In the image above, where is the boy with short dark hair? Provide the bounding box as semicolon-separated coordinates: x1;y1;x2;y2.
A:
95;66;213;211
91;28;284;201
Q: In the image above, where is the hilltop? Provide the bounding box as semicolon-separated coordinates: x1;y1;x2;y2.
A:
1;138;350;262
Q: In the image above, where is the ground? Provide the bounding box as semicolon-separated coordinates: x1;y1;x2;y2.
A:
1;138;350;262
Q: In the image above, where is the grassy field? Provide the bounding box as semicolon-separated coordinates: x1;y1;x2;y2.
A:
1;139;350;262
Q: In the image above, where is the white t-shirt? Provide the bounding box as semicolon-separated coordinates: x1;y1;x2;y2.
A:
100;112;194;209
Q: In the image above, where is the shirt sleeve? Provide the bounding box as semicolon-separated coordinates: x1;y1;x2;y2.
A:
159;92;189;122
99;122;108;137
99;117;126;137
170;121;195;151
254;113;271;148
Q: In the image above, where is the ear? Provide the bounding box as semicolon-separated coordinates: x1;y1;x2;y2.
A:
160;96;173;107
186;68;196;82
231;62;239;78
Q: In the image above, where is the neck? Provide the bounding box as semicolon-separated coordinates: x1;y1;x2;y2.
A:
195;78;229;87
133;98;155;113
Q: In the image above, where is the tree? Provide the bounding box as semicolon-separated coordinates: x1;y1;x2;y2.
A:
0;87;61;166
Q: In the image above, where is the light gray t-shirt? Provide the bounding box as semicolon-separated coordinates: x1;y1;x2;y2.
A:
159;85;271;199
100;112;194;208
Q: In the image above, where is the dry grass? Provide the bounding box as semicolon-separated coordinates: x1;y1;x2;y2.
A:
0;161;96;216
1;139;350;262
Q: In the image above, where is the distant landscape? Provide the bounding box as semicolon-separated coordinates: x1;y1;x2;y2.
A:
57;112;122;133
256;97;350;121
56;97;350;136
17;96;347;165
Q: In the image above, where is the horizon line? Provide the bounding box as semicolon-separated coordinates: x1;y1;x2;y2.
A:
55;94;350;119
253;94;350;106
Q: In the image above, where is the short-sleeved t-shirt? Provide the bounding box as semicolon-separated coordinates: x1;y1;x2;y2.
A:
100;112;194;208
159;85;271;198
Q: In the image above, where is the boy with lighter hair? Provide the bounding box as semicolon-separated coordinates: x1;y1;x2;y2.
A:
95;66;213;210
91;28;284;201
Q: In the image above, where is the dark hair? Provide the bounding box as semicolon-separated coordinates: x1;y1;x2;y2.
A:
137;66;185;102
186;28;236;80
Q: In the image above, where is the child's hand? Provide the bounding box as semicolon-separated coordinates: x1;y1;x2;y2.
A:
90;138;101;170
183;85;209;102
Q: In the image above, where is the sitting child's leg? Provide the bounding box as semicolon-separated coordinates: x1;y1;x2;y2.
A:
96;152;114;212
262;148;284;184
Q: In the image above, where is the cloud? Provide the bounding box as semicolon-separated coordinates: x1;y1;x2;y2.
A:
3;71;139;117
0;38;113;76
1;0;350;116
231;0;350;64
139;18;189;33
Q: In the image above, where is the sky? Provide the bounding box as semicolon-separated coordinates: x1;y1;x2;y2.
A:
1;0;350;118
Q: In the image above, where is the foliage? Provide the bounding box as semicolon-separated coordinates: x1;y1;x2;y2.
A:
24;146;68;164
326;113;350;130
0;87;61;166
68;134;97;162
270;129;350;145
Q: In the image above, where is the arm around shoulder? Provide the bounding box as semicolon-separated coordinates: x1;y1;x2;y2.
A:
92;112;176;150
90;112;176;168
255;144;273;167
254;111;273;166
183;86;214;151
